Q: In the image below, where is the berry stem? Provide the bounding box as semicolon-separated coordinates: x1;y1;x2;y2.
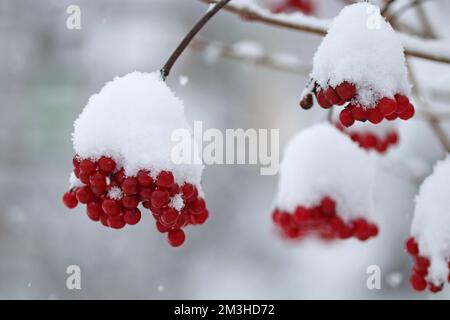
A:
160;0;232;80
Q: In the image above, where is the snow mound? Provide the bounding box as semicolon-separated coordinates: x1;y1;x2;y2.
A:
275;122;375;221
72;71;203;188
311;3;410;107
412;156;450;284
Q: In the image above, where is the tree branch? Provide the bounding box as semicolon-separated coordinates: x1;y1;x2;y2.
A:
160;0;231;80
198;0;450;65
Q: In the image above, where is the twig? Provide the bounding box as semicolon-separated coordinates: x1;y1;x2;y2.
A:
381;0;397;16
198;0;450;65
160;0;231;80
190;38;311;75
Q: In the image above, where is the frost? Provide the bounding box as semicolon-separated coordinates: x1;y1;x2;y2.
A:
411;156;450;284
274;123;375;222
72;71;204;189
311;3;410;107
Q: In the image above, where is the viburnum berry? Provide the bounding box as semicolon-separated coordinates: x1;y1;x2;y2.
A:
137;170;153;187
79;159;96;175
102;198;121;216
349;105;367;122
316;90;333;109
336;82;356;101
151;190;170;209
87;201;102;221
168;229;186;247
98;156;116;174
122;177;140;196
124;208;141;225
160;208;179;227
63;191;78;209
265;0;315;15
410;273;427;292
377;98;397;116
156;171;175;189
367;108;383;124
76;186;93;204
324;87;342;105
122;195;139;209
339;108;354;127
108;215;126;229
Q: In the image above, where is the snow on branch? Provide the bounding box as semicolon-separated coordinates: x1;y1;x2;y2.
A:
198;0;450;65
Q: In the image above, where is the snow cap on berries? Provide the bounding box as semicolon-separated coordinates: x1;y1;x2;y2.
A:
311;2;410;107
72;71;203;190
275;123;375;222
411;156;450;285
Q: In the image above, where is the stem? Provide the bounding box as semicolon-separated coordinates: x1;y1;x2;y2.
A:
160;0;232;80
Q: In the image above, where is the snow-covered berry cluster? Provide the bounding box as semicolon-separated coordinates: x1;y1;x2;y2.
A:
63;156;208;247
273;123;378;243
335;122;399;154
63;71;208;247
407;156;450;293
303;3;414;128
405;237;448;293
272;197;378;241
258;0;315;15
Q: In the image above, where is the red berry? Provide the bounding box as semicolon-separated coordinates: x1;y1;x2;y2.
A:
415;256;430;272
385;112;398;121
362;134;378;149
76;186;93;204
89;172;107;188
378;98;397;116
168;229;186;247
189;198;206;215
122;177;139;195
100;213;109;227
324;87;342;105
316;90;332;109
160;208;179;227
410;273;427;291
278;212;292;228
79;159;96;175
398;104;415;120
122;195;139;209
429;283;443;293
113;169;126;185
79;172;91;185
137;170;153;187
151;190;170;209
192;209;209;225
395;94;410;114
368;224;379;237
339;109;355;127
124;208;141;225
156;221;170;233
406;237;419;256
98;156;116;174
108;215;126;229
349;104;367;121
387;132;399;145
139;188;153;201
63;191;78;209
102;199;121;216
320;197;336;216
156;171;175;189
182;183;198;201
367;107;383;124
73;156;80;169
87;201;102;221
294;207;310;223
353;219;370;241
335;82;356;101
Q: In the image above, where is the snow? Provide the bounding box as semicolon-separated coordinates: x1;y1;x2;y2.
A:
312;3;410;107
274;123;375;222
69;172;83;189
72;71;204;189
411;155;450;285
108;187;123;200
170;194;184;211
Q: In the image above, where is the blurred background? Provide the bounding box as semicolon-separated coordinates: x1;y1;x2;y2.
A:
1;0;450;299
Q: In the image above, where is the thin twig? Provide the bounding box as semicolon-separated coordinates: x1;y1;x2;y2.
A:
160;0;231;80
190;38;311;75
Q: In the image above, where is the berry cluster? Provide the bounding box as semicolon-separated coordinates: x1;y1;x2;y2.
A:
272;197;378;241
405;237;449;293
335;123;399;154
269;0;315;15
62;156;208;247
310;81;415;128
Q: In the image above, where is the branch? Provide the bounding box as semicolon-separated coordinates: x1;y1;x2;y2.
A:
190;38;311;75
160;0;231;80
198;0;450;65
